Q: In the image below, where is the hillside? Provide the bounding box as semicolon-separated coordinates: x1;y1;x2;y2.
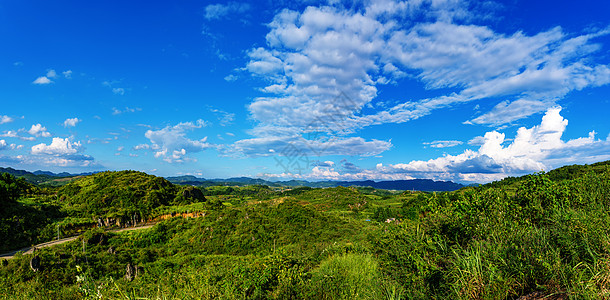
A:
56;170;205;219
1;161;610;299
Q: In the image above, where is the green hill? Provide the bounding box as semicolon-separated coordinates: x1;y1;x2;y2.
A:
56;171;203;220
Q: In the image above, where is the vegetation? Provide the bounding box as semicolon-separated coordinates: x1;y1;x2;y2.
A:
1;162;610;298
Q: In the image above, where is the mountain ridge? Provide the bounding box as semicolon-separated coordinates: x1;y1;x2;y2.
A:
1;167;465;191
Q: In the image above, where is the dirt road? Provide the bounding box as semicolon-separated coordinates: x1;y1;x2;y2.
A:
0;224;155;259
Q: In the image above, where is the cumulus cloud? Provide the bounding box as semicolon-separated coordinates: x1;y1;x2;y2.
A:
204;2;250;20
263;107;610;183
143;120;212;163
30;137;94;167
63;117;81;127
32;137;80;155
0;115;13;124
28;124;51;138
239;0;610;157
62;70;72;78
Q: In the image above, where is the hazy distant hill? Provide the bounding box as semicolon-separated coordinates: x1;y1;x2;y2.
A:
0;167;58;184
0;167;97;185
2;166;464;191
166;175;464;191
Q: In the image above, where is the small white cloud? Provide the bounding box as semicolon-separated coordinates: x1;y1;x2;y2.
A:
46;69;57;78
133;144;150;150
204;2;250;20
424;140;463;148
0;115;14;124
63;117;81;127
33;76;52;85
112;107;141;115
28;124;51;137
112;87;125;95
62;70;73;79
224;74;238;82
117;146;124;152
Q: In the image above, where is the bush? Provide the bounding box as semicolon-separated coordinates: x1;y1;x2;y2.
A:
308;253;382;299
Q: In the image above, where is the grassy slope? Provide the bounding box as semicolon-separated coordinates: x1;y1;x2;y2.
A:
1;162;610;299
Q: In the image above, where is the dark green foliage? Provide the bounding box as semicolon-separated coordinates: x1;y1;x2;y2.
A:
0;173;33;204
0;173;62;252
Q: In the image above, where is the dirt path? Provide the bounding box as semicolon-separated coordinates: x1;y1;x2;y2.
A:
0;224;155;259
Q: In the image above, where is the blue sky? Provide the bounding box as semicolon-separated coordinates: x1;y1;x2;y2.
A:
1;0;609;183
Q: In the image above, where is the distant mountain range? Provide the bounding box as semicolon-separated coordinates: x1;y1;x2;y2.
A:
165;175;464;192
0;167;95;184
0;167;464;191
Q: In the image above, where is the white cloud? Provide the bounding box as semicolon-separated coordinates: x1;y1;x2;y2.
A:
0;115;13;124
424;140;463;148
133;144;150;150
143;120;212;163
204;2;250;20
33;76;52;85
1;130;19;138
31;137;80;155
231;135;391;158
103;80;128;95
240;0;610;154
112;88;125;95
0;140;21;151
46;69;57;78
468;136;486;146
63;117;81;127
209;108;235;126
28;124;51;137
263;107;610;183
62;70;72;78
112;107;141;115
29;137;94;167
224;74;238;82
